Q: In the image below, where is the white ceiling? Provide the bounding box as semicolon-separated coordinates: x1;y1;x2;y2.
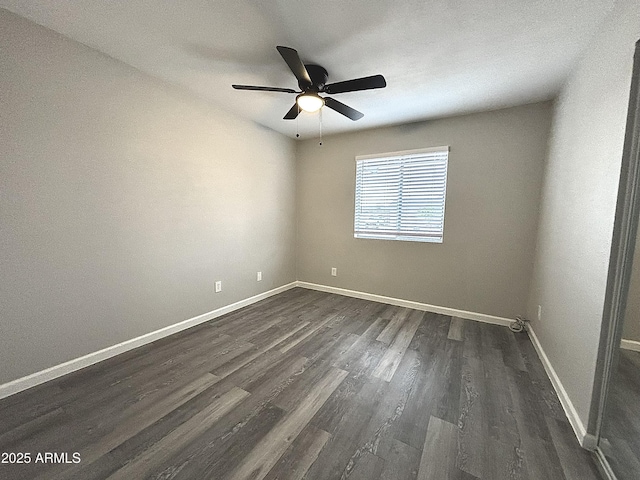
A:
1;0;614;139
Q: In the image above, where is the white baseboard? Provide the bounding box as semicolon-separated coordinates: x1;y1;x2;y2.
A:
0;282;297;401
620;338;640;352
526;323;591;448
295;281;514;327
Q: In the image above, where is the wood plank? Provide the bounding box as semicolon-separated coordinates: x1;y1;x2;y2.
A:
272;360;336;412
160;356;314;480
505;367;566;480
602;349;640;478
277;313;339;353
228;367;348;480
447;317;465;341
394;312;451;448
346;451;385;480
417;416;458;480
271;335;361;414
307;348;420;480
373;310;423;381
3;350;247;479
455;321;525;480
4;331;231;429
376;308;411;344
515;331;564;418
106;386;250;480
152;402;286;480
230;315;288;342
211;321;309;378
40;373;221;480
263;424;331;480
496;328;527;372
310;374;368;435
332;316;389;372
238;351;311;393
409;312;450;352
282;326;348;363
303;377;388;480
342;348;420;472
0;406;64;447
394;335;452;449
433;339;463;426
606;434;640;480
379;438;421;480
117;356;313;480
207;289;320;339
341;300;390;336
546;416;601;480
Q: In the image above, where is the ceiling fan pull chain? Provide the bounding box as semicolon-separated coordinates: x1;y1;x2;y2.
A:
296;104;300;138
319;108;323;146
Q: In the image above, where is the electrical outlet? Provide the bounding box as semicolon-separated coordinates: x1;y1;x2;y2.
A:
537;305;542;321
215;281;222;293
257;271;262;281
331;267;337;276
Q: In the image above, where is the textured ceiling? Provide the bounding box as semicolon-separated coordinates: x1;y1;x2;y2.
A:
0;0;614;139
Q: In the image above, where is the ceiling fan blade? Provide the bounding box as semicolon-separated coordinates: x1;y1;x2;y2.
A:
323;74;386;94
324;97;364;121
276;46;312;88
283;104;300;120
232;85;297;93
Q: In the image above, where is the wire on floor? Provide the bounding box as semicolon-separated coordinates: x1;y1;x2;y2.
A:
509;315;527;333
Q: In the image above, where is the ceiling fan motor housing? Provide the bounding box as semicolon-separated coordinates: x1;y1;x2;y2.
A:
303;64;328;90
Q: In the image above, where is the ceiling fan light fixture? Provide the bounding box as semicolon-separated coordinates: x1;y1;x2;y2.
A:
296;93;324;113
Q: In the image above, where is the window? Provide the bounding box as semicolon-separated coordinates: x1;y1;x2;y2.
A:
354;146;449;243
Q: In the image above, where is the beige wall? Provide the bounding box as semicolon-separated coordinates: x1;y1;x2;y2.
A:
0;9;296;385
296;103;552;320
526;0;640;428
623;230;640;342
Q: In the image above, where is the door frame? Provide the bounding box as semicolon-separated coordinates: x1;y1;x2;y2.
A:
589;38;640;479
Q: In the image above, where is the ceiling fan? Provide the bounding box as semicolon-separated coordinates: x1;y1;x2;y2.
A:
232;46;386;121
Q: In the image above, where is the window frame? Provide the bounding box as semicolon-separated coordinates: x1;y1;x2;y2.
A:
354;146;449;244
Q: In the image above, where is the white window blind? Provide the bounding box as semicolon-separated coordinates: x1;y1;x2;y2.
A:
354;146;449;243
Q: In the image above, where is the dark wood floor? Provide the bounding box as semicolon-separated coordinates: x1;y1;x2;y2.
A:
0;288;601;480
601;348;640;479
